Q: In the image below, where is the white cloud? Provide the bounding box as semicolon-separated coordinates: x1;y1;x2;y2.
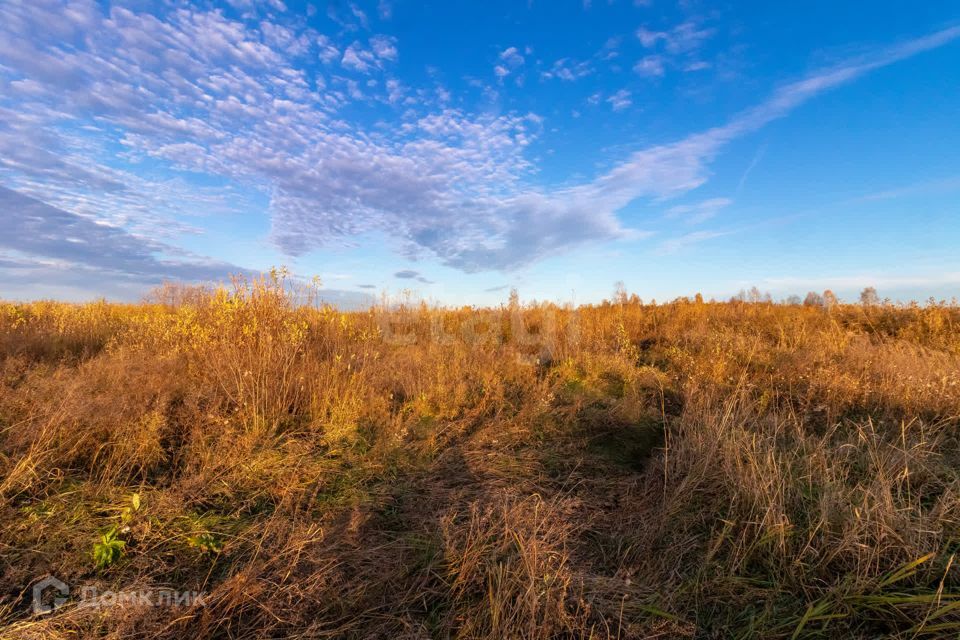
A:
606;89;632;111
340;35;396;73
385;78;404;103
657;230;731;254
635;20;716;78
394;269;433;283
758;273;960;294
349;3;369;29
541;40;624;83
854;174;960;202
495;45;525;80
0;0;957;278
341;41;376;72
500;46;525;67
0;185;245;283
541;57;593;82
637;21;715;54
316;35;340;63
636;27;663;49
370;34;398;61
633;55;665;77
665;197;732;224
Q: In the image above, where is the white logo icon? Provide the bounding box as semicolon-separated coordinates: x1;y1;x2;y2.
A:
32;576;69;614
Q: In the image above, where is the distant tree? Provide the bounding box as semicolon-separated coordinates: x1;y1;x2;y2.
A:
147;282;212;307
613;281;628;306
739;286;772;304
860;286;880;306
804;291;824;307
822;290;838;308
508;287;520;309
694;292;704;304
785;295;802;305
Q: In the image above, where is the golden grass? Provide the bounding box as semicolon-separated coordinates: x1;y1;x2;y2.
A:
1;274;959;638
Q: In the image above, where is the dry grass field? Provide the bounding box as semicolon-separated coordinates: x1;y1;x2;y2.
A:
2;274;960;638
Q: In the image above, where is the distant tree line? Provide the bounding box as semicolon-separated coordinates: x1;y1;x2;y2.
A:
593;284;920;308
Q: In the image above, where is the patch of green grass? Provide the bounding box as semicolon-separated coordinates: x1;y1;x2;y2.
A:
186;531;224;554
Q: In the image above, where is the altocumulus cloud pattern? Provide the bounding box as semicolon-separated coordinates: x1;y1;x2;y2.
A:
1;1;959;297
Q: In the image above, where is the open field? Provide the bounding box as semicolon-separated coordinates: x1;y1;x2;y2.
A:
2;277;960;638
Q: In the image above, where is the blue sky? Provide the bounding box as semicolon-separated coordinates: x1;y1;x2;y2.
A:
1;0;959;305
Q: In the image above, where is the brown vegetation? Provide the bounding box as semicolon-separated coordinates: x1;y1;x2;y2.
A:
2;275;960;638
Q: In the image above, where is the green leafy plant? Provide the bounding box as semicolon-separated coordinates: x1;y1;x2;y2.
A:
186;532;224;554
92;526;126;569
120;492;141;523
